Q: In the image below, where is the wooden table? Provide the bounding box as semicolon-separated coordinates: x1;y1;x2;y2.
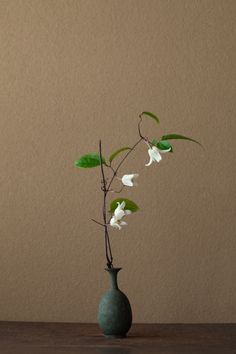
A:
0;322;235;353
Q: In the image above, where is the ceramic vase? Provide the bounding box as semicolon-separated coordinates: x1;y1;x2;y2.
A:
97;267;132;338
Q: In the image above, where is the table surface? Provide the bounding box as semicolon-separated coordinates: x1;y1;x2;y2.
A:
0;322;235;354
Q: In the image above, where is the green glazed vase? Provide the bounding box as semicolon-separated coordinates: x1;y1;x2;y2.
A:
97;267;132;338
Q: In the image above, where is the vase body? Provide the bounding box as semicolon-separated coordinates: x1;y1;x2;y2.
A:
97;268;132;338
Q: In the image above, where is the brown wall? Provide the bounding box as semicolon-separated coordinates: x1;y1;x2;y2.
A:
0;0;235;323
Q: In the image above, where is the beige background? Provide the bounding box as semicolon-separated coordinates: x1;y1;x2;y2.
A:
0;0;235;323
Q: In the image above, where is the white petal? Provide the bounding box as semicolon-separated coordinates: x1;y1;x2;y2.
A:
114;201;126;219
154;151;162;162
125;209;132;215
152;147;162;162
110;217;121;230
121;175;133;187
131;173;139;186
145;155;153;166
110;216;116;225
110;217;118;227
115;210;125;220
121;174;139;187
120;201;126;209
120;221;127;226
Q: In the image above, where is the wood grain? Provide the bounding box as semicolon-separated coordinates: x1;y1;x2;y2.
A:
0;322;235;354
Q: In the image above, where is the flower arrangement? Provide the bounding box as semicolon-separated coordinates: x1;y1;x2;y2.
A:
75;112;201;269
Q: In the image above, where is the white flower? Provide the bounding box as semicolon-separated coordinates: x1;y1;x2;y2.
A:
145;145;171;166
110;201;131;230
121;174;139;187
145;146;162;166
114;201;131;220
110;217;127;230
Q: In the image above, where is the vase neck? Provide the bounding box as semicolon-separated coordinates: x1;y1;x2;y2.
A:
105;267;122;290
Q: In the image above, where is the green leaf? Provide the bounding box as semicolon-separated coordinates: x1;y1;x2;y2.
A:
157;140;173;152
109;147;131;163
141;111;160;125
161;134;202;147
110;198;139;213
151;139;173;152
74;153;105;168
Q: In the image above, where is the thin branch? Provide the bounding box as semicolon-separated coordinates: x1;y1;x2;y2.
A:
110;185;125;194
99;140;113;268
106;228;113;266
95;115;150;267
138;115;145;139
106;164;116;175
91;219;105;227
106;137;143;193
105;230;109;265
99;141;107;195
138;114;153;145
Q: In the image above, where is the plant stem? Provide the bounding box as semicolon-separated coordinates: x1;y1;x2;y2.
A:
91;219;105;227
106;137;143;193
99;140;113;268
97;116;147;267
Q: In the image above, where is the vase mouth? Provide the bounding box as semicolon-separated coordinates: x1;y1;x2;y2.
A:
105;267;122;272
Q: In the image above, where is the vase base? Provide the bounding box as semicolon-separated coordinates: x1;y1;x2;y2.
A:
104;334;127;339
